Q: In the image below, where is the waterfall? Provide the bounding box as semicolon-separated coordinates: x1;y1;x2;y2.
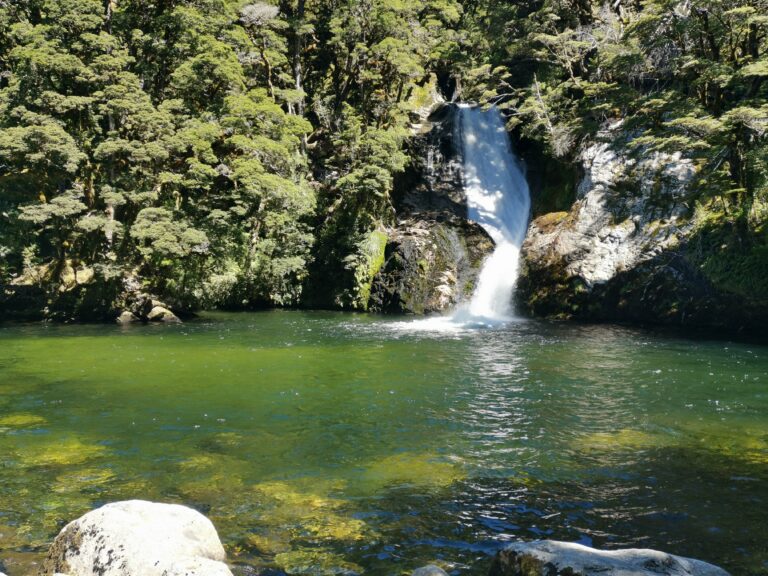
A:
392;104;530;332
451;104;531;324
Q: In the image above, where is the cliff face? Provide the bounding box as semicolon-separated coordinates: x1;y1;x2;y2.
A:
517;126;768;332
369;105;494;314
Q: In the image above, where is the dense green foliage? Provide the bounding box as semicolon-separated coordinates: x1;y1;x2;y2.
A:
1;0;766;317
0;0;461;315
459;0;768;297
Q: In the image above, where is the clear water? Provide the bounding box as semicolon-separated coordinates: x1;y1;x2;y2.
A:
0;312;766;575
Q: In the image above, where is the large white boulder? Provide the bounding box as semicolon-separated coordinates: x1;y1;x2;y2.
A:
489;540;730;576
40;500;233;576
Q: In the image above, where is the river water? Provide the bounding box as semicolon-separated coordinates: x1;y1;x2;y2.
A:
0;312;765;575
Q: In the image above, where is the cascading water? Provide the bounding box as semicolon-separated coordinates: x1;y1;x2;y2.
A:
399;104;531;331
455;105;531;322
453;104;531;324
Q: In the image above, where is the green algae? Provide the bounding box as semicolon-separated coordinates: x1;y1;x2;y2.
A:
576;428;673;452
359;452;464;492
245;532;293;555
17;437;107;468
52;467;116;493
248;480;370;544
0;413;46;428
275;549;363;576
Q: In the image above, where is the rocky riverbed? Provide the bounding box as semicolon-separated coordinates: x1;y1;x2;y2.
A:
21;501;731;576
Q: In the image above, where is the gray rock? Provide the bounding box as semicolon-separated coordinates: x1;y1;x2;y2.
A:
489;540;730;576
523;127;695;291
146;305;181;323
115;311;140;324
413;565;449;576
516;121;768;330
370;219;493;314
40;500;232;576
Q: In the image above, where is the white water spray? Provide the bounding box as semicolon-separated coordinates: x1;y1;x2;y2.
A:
397;105;530;332
454;104;531;323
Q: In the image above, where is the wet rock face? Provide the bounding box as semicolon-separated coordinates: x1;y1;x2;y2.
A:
489;540;730;576
370;218;493;314
370;104;494;314
40;500;232;576
517;127;767;331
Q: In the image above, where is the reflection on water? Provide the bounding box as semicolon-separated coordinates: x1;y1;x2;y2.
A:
0;312;766;575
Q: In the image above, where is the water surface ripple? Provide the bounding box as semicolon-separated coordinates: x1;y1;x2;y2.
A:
0;312;765;575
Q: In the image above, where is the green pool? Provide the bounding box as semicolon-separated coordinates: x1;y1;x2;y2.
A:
0;311;766;575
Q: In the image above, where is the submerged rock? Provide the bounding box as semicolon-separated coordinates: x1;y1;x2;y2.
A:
489;540;730;576
40;500;232;576
412;565;449;576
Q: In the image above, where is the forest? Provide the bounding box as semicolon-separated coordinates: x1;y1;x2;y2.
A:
0;0;766;320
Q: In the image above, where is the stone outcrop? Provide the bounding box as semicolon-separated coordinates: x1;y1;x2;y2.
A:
40;500;232;576
517;125;768;331
370;104;494;313
489;540;730;576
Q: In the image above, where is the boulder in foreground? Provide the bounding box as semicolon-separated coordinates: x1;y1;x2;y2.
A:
40;500;232;576
489;540;729;576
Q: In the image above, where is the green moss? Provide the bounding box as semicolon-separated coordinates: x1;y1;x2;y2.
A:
690;201;768;299
354;229;388;310
535;211;568;231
